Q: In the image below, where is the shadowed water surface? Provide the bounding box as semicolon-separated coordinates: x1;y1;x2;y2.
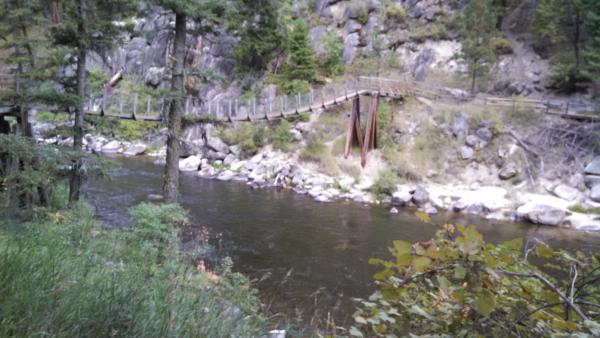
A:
86;156;600;323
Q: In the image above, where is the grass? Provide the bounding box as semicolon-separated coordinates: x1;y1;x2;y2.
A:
569;204;600;215
0;202;266;337
299;136;339;176
370;168;399;196
219;123;266;158
270;120;295;152
82;116;160;141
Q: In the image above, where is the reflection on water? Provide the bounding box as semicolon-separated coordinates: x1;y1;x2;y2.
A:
86;156;600;322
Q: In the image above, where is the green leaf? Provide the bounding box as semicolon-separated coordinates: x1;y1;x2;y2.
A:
411;256;431;272
415;211;431;223
474;291;496;316
391;240;412;256
502;238;523;251
349;326;364;337
536;243;555;258
454;264;467;279
410;305;433;320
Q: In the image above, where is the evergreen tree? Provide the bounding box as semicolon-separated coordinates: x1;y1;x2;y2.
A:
459;0;498;94
281;20;317;94
50;0;135;203
583;0;600;96
233;0;283;72
532;0;587;92
152;0;227;203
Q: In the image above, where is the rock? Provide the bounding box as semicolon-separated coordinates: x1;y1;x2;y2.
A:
198;165;217;178
585;175;600;188
584;157;600;175
123;143;147;156
206;136;229;154
465;135;486;149
144;67;165;88
452;199;468;212
229;145;241;157
465;203;490;215
147;194;164;202
391;186;413;206
269;330;286;338
460;146;474;160
102;140;121;153
314;194;332;203
451;114;469;137
206;150;227;161
217;170;236;181
290;129;303;142
412;186;429;206
424;203;438;215
223;154;237;165
499;163;518;180
553;184;581;202
591;186;600;203
342;33;360;64
476;127;493;141
443;87;469;101
179;155;201;172
389;207;399;214
516;203;567;226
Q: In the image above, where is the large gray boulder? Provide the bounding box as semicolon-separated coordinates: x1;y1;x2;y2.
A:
553;184;581;202
585;157;600;175
499;163;519;180
123;143;147;156
144;67;165;88
517;203;567;226
412;186;430;206
206;136;229;154
591;185;600;203
102;140;121;153
179;155;201;172
342;33;360;64
451;114;469;137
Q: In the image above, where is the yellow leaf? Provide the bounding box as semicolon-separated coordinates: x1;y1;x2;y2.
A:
411;256;431;272
415;211;431;224
391;240;412;256
474;290;496;317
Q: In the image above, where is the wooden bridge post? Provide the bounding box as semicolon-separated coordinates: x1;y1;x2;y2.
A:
310;89;314;110
266;101;271;120
235;99;239;119
185;97;190;115
344;95;364;159
361;92;379;167
321;89;325;108
227;100;232;122
281;96;286;118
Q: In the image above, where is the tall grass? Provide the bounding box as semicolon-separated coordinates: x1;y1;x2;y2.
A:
0;202;265;337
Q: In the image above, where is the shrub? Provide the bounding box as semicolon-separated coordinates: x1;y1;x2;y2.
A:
568;203;600;214
491;37;513;55
382;0;406;23
370;169;398;196
35;111;69;123
0;203;266;337
219;123;266;158
351;218;600;337
322;32;344;76
270;120;295;151
299;136;339;175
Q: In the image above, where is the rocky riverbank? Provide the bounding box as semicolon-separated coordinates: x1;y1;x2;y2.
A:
33;116;600;232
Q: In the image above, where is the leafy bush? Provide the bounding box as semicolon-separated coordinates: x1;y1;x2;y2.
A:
322;32;344;76
491;37;513;55
35;111;69;123
270;120;295;151
568;203;600;214
382;0;406;22
0;203;266;337
349;1;370;25
370;169;398;196
351;218;600;337
219;123;266;158
299;136;338;175
84;116;159;141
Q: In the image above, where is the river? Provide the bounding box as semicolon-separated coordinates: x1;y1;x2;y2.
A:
85;156;600;327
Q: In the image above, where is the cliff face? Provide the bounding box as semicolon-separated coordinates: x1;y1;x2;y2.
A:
74;0;577;103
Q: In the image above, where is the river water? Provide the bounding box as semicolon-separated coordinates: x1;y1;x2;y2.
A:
85;156;600;325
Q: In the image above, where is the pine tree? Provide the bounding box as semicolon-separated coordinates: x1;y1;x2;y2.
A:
280;20;317;94
459;0;498;94
583;0;600;96
532;0;588;92
50;0;136;203
233;0;283;72
152;0;227;203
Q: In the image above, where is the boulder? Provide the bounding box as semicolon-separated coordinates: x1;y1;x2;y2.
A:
147;194;164;202
179;155;201;172
102;140;121;153
144;67;165;88
451;114;469;137
342;33;360;64
216;170;236;181
412;186;429;206
585;175;600;188
206;136;229;154
460;146;474;160
465;203;490;215
424;203;438;215
553;184;581;202
391;188;413;206
223;154;237;165
389;207;399;214
123;143;147;156
516;203;567;226
591;185;600;203
499;163;519;180
476;127;493;141
584;157;600;175
465;135;486;149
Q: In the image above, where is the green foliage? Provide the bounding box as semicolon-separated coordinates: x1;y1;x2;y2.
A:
351;221;600;337
233;0;283;72
382;0;407;23
35;111;69;123
282;20;318;92
490;37;513;55
370;169;398;196
349;1;370;25
84;116;159;141
459;0;498;93
299;136;338;175
219;123;266;158
321;32;344;76
270;120;295;151
568;203;600;214
548;52;589;92
0;203;266;337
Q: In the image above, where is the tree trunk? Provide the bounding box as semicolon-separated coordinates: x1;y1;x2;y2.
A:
69;0;89;205
162;12;186;203
470;64;477;94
